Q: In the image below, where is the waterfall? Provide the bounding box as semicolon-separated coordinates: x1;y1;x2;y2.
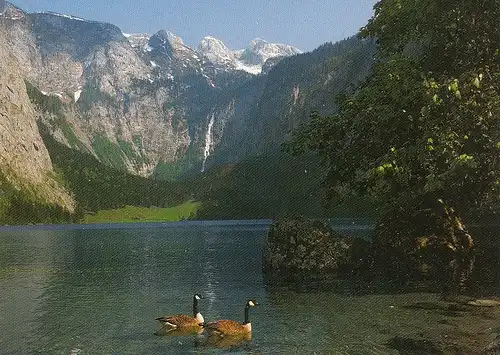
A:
201;113;215;172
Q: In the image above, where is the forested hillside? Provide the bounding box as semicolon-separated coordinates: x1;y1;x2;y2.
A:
288;0;500;287
210;36;376;165
290;0;500;219
38;124;187;213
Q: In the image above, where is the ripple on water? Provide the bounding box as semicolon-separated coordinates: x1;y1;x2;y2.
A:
0;223;498;354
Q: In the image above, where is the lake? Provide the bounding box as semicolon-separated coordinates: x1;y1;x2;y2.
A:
0;220;498;354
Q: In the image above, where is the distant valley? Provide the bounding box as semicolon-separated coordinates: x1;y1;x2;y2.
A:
0;1;375;223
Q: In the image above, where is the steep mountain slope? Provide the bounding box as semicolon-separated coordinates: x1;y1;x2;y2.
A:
203;37;376;167
0;2;381;223
38;123;187;213
0;22;75;220
2;2;375;191
1;1;303;179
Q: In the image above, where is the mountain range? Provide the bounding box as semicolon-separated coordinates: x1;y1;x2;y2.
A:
0;1;375;219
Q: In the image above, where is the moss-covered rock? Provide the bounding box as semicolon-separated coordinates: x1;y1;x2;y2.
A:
371;198;475;291
485;331;500;355
262;218;369;279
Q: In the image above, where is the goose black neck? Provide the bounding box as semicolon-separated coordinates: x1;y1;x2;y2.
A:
244;305;250;324
192;297;199;317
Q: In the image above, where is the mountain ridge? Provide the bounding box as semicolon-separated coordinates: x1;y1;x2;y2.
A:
0;1;375;221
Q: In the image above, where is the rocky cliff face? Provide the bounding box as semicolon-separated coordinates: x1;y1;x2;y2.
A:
206;38;376;167
1;2;303;179
0;20;74;211
1;1;374;183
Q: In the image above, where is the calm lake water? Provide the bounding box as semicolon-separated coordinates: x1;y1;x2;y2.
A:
0;220;498;354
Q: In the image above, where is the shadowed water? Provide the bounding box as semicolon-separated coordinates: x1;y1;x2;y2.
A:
0;220;498;354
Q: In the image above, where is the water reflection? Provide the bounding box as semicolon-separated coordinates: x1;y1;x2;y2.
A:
154;325;203;337
0;229;66;354
198;333;253;350
0;222;498;354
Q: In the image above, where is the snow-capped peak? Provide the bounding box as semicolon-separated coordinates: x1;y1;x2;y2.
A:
166;31;184;46
199;36;230;53
197;36;301;75
240;38;302;66
198;36;235;66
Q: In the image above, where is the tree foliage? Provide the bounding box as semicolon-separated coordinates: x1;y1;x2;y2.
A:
289;0;500;214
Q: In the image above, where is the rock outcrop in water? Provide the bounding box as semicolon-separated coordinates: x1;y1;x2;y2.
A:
485;333;500;355
262;218;369;279
371;198;475;292
263;199;480;290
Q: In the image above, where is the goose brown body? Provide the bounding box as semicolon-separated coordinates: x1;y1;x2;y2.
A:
154;323;204;336
205;319;251;336
204;300;258;336
156;294;204;330
156;314;203;328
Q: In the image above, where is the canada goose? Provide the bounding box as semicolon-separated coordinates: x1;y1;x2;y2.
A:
203;299;258;336
156;293;204;330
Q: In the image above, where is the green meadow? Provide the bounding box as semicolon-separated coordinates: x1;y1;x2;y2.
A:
83;201;200;224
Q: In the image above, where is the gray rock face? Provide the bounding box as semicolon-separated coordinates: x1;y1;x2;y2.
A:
0;25;74;211
30;12;124;60
1;2;373;182
1;3;204;177
148;30;175;56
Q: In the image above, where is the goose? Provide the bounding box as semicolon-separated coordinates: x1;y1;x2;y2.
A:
156;293;204;330
202;299;258;336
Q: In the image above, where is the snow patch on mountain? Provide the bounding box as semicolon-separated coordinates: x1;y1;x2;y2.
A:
240;38;302;65
0;2;25;20
41;11;90;23
198;36;301;74
234;62;262;75
198;36;235;65
74;89;82;103
125;29;300;75
126;33;150;49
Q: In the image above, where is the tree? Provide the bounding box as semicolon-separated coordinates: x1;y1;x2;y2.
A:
289;0;500;216
287;0;500;286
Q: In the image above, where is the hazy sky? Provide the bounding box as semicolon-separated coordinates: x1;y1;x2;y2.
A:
11;0;377;52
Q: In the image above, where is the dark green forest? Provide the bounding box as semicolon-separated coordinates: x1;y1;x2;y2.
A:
4;0;498;227
189;153;378;220
289;0;500;220
0;172;75;225
38;124;187;213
